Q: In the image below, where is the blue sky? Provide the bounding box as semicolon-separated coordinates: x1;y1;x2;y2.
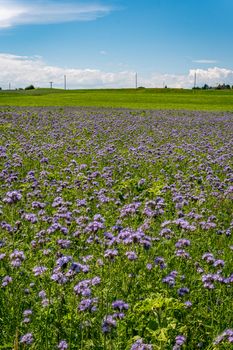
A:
0;0;233;88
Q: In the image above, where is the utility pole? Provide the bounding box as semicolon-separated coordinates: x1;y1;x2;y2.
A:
9;82;11;90
49;81;53;89
135;72;138;89
64;75;67;90
194;72;197;89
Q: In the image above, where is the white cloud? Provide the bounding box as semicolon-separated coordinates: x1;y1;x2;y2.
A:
188;67;233;87
0;0;112;28
143;67;233;88
0;53;232;89
100;50;107;55
0;53;135;89
192;59;218;64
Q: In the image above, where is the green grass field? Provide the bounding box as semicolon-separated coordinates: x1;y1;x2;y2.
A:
0;88;233;110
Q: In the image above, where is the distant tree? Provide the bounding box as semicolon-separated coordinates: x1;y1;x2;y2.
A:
202;84;209;90
164;85;168;89
25;85;35;90
0;87;2;90
216;83;231;90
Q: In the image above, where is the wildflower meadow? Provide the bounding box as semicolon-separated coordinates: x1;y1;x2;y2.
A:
0;107;233;349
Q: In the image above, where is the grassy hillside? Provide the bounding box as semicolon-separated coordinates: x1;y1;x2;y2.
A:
0;88;233;110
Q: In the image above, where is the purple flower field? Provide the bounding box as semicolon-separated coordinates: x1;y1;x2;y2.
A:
0;107;233;349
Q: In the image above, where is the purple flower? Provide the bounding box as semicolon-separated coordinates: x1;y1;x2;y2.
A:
52;197;64;207
154;256;166;269
2;275;12;287
86;220;104;233
11;259;22;268
23;213;38;224
102;315;116;333
175;249;190;259
203;282;215;289
58;340;68;349
1;223;13;232
40;157;49;163
131;338;153;350
146;263;153;270
32;201;45;209
23;317;31;324
23;309;33;317
56;255;72;268
33;266;47;276
91;276;101;286
0;253;6;261
3;190;22;204
42;299;49;307
78;298;92;312
202;252;215;263
213;259;225;267
57;239;71;249
178;287;190;297
184;301;192;308
162;271;178;287
74;279;92;296
112;300;129;311
10;249;25;268
104;249;118;260
70;262;89;274
38;290;46;299
175;239;190;248
125;251;138;261
78;298;98;312
10;250;25;260
173;335;186;349
138;178;146;186
51;271;67;284
214;329;233;345
20;333;33;345
77;199;87;207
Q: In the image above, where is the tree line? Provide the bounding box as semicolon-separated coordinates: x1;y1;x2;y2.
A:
193;83;233;90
